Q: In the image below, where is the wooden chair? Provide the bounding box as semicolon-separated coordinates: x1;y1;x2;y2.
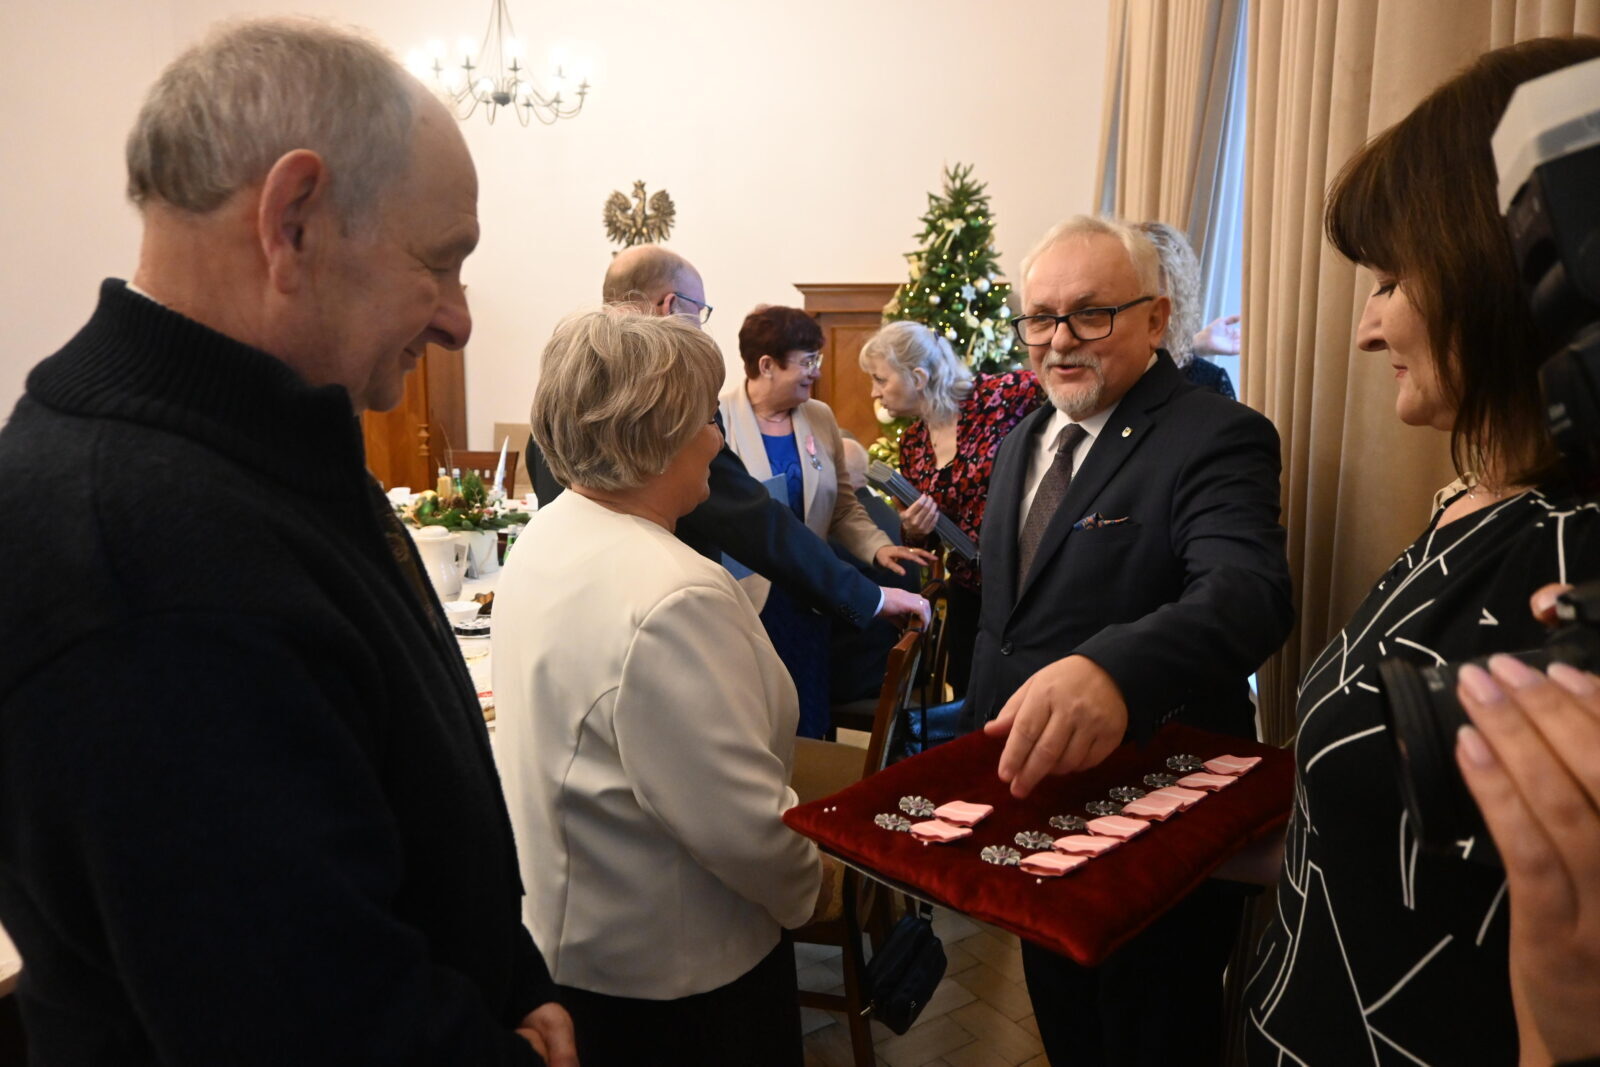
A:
790;626;924;1066
917;578;954;711
835;577;953;753
830;570;943;739
443;450;520;499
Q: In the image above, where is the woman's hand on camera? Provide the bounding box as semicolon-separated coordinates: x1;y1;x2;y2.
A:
1455;652;1600;1065
899;494;940;540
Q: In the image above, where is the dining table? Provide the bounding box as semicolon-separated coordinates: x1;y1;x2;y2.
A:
454;568;499;732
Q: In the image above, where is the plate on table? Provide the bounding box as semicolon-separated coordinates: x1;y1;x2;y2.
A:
452;615;491;636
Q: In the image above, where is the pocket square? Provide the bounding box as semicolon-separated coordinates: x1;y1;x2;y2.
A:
1073;513;1133;531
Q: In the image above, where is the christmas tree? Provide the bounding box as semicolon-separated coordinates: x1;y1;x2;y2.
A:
885;163;1018;374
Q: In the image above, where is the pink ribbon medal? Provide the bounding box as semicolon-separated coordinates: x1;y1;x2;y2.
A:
805;433;822;470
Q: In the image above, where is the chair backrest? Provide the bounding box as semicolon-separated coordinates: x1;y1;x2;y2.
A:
861;626;924;777
447;451;521;500
918;577;953;705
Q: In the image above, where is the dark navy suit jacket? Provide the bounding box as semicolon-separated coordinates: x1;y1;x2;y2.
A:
962;352;1292;742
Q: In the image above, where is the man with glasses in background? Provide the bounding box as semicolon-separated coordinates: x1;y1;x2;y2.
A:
964;216;1292;1066
527;243;931;632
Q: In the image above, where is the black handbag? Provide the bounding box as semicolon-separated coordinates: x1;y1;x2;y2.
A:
861;903;947;1035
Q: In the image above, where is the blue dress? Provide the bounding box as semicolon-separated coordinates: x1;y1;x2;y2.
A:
759;432;832;739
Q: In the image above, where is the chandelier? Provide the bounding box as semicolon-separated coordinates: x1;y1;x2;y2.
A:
407;0;590;127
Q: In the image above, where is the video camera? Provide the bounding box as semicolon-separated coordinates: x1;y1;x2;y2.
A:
1381;56;1600;862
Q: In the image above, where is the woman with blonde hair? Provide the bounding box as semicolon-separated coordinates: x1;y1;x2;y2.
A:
493;308;837;1065
859;319;1043;696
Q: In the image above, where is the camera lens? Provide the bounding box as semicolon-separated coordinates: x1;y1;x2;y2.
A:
1378;658;1493;862
1380;619;1600;865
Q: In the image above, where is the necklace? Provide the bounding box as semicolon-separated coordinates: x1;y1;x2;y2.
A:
1462;472;1518;501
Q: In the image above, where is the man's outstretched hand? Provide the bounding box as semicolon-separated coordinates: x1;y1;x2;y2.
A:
984;655;1128;798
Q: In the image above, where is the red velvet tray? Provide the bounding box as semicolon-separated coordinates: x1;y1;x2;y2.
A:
783;722;1292;966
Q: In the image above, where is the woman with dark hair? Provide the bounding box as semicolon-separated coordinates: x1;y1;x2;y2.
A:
720;305;934;737
1239;36;1600;1065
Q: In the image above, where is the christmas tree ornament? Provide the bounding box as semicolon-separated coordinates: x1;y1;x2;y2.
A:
872;164;1021;461
885;163;1018;376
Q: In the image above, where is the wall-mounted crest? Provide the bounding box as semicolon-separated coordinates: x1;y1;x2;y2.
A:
603;180;675;252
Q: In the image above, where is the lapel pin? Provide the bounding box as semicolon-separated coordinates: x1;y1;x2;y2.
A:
1121;426;1133;438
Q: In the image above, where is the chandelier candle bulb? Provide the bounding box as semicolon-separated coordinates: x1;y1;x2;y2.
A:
415;0;590;126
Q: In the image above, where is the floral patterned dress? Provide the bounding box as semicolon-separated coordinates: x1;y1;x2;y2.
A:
898;369;1044;593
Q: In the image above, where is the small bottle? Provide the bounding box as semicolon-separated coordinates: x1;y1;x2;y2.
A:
451;467;462;494
435;467;452;498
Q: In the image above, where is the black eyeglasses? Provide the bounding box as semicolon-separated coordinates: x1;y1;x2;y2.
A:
1012;296;1154;345
671;292;714;325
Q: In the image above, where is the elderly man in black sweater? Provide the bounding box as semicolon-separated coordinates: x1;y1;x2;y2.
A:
0;19;572;1066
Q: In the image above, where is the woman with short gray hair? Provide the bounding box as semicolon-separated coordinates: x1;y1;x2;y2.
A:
859;319;1043;696
493;308;834;1066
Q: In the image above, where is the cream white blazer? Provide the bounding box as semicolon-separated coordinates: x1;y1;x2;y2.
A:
718;382;891;612
491;491;821;999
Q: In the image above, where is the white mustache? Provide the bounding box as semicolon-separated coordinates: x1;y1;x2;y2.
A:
1044;353;1101;373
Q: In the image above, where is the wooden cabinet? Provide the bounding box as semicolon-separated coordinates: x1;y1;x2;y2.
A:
793;283;898;447
360;345;467;492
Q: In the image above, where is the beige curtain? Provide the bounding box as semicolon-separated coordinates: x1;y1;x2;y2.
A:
1098;0;1244;231
1244;0;1600;745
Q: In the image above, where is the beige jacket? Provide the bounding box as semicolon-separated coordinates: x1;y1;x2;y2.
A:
718;382;892;613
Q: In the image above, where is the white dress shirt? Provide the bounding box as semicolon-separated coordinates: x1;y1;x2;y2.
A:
1017;402;1120;529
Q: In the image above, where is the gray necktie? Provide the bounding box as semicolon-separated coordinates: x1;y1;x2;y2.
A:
1018;422;1089;581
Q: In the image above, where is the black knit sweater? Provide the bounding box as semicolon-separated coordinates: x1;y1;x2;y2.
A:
0;281;552;1064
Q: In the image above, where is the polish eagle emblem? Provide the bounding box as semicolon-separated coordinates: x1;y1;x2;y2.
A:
603;180;676;251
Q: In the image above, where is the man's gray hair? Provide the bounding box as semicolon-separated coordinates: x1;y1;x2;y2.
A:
1020;215;1163;303
126;18;417;228
602;245;693;305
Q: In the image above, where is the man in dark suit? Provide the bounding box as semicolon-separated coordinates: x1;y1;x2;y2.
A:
966;216;1292;1066
528;245;929;630
828;436;921;704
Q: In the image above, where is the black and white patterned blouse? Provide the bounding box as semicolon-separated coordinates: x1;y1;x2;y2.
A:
1244;488;1600;1066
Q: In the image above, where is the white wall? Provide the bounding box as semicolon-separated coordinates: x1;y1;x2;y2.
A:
0;0;1109;446
0;0;179;415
